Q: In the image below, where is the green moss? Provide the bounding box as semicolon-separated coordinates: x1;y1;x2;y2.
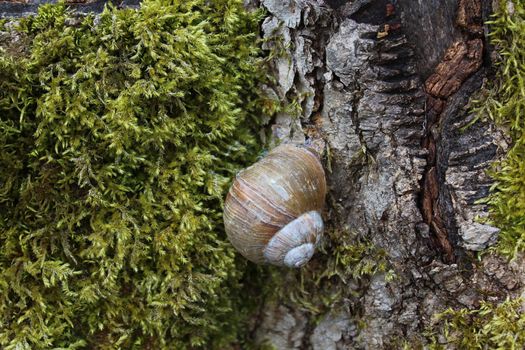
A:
429;298;525;349
262;230;390;317
477;0;525;258
0;1;266;348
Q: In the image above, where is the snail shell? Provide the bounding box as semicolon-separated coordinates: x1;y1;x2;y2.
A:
223;144;326;268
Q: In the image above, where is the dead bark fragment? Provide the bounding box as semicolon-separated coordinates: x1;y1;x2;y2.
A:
456;0;483;35
422;167;438;221
431;210;455;262
419;0;486;263
424;39;483;98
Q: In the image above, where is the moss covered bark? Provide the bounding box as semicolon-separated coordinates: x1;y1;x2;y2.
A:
430;298;525;349
0;1;266;348
482;0;525;258
429;2;525;348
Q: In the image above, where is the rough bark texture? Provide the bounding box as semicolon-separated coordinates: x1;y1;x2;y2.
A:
253;0;523;348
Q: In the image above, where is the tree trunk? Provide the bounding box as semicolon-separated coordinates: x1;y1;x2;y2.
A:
251;0;523;348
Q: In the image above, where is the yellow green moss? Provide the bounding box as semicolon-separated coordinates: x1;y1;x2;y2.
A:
0;1;266;348
430;298;525;349
479;0;525;258
262;230;390;317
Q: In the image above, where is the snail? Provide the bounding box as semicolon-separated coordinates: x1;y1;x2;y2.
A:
223;144;326;268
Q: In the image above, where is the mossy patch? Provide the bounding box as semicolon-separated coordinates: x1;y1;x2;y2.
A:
261;229;391;319
0;1;267;348
477;0;525;258
429;298;525;349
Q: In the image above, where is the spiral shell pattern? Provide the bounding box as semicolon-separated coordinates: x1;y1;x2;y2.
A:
223;144;326;266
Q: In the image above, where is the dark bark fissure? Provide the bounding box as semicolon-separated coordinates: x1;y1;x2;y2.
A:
348;0;392;25
420;0;485;264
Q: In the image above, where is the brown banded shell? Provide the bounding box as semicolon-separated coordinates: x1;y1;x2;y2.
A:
223;144;326;267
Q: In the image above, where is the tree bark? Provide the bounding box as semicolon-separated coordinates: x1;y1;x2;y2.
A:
252;0;523;348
